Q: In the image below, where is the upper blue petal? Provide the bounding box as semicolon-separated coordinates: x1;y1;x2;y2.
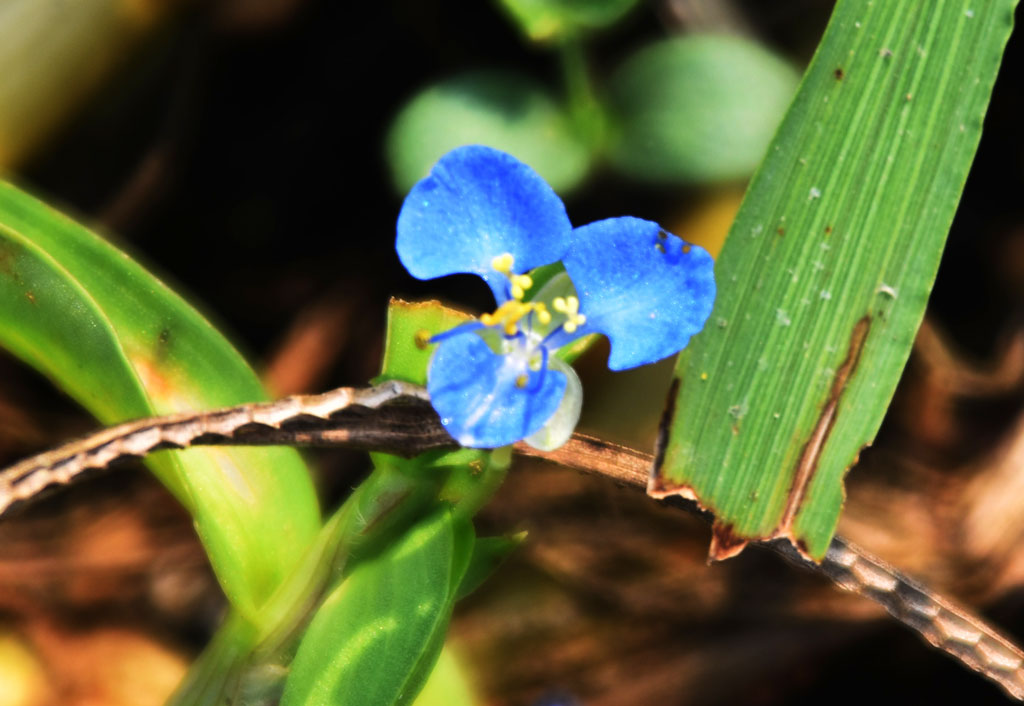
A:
563;217;715;371
396;145;572;299
427;333;567;448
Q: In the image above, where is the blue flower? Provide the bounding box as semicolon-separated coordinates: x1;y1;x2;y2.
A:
396;145;715;449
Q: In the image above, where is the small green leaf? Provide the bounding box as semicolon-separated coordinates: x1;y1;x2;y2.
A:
281;508;475;706
654;1;1018;559
387;70;592;195
377;298;473;386
0;183;320;619
170;465;442;706
607;35;799;183
455;532;525;600
495;0;640;42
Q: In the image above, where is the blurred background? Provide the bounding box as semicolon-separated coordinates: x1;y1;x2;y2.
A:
0;0;1022;704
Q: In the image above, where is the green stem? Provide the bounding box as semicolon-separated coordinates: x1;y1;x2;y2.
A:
559;36;604;149
166;613;257;706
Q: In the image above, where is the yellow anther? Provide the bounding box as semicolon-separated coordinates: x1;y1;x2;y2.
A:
414;329;432;350
491;253;514;274
535;303;552;326
552;296;576;315
552;296;585;333
515;373;530;388
509;273;533;300
492;253;537;300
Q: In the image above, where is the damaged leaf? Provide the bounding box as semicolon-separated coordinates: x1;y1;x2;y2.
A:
652;0;1018;560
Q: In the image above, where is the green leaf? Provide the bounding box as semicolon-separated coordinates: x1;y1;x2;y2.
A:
377;298;473;386
281;507;475;706
386;70;592;195
0;182;320;618
455;532;525;600
495;0;640;42
653;2;1018;560
169;465;442;706
375;298;512;514
607;35;800;183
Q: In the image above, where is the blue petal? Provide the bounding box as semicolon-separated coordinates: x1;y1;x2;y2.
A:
396;145;572;299
427;333;567;448
563;217;715;371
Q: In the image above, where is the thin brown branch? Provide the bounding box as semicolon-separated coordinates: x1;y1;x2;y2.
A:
0;381;452;518
522;436;1024;699
1;384;1022;699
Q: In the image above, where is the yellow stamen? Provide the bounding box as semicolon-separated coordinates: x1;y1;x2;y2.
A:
509;273;533;300
515;373;530;388
479;298;552;337
535;303;552;326
552;296;586;333
481;300;516;327
480;300;527;336
491;253;514;274
491;253;536;300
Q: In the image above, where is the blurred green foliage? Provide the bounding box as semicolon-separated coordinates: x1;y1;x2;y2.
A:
496;0;641;42
386;70;592;195
607;35;799;182
386;1;800;194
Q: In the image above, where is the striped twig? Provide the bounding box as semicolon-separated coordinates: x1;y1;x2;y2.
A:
1;383;1022;699
0;381;451;517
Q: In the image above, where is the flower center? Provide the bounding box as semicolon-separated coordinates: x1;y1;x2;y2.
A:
425;257;587;394
480;299;550;336
481;253;552;335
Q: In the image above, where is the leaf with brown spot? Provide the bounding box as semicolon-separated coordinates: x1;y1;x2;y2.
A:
652;0;1018;560
0;182;320;621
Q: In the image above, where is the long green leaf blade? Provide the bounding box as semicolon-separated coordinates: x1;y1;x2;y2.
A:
653;1;1017;560
0;183;321;617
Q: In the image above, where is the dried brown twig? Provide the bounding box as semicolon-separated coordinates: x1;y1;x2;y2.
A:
1;382;1023;699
